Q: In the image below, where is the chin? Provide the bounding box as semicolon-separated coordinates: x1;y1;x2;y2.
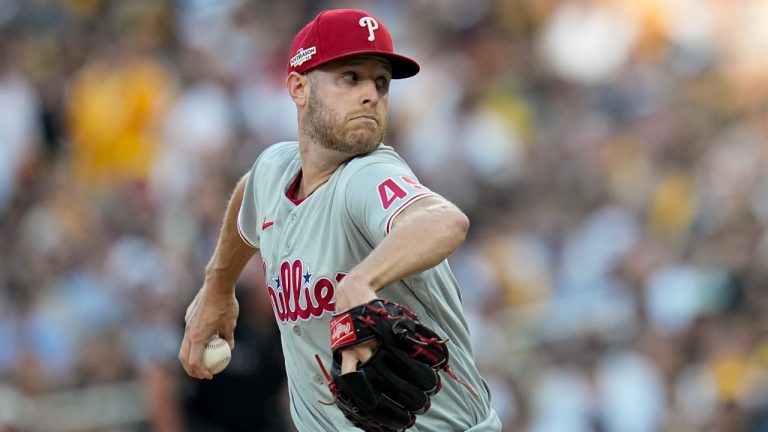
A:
344;144;378;158
345;132;382;153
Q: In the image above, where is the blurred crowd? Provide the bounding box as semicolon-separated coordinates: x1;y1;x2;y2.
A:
1;0;768;431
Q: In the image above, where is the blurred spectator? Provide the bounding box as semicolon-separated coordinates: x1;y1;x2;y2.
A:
66;37;174;190
0;39;41;215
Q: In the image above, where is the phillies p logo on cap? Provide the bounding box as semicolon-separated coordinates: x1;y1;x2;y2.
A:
287;9;420;79
358;16;379;41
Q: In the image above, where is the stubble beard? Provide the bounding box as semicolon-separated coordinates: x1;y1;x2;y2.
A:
304;90;386;156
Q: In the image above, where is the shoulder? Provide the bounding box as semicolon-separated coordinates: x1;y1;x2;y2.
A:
247;141;299;174
260;141;300;165
342;144;410;179
355;144;407;166
243;141;299;193
335;145;425;205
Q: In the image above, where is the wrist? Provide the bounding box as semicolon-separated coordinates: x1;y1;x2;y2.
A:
341;271;377;292
334;272;378;312
203;268;237;296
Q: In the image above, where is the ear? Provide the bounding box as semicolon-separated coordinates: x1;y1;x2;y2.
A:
286;72;310;107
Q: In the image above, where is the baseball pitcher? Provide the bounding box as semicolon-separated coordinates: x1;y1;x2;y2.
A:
179;9;502;432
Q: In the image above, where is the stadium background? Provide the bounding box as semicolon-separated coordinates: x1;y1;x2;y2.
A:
1;0;768;430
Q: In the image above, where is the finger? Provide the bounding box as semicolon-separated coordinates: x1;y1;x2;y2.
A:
221;326;236;350
354;345;374;364
350;339;376;363
340;344;375;374
341;349;360;374
188;339;214;380
184;295;199;323
178;337;193;376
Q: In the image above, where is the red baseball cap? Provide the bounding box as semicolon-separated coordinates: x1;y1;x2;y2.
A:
287;9;420;79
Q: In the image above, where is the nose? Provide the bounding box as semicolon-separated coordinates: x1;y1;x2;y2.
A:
359;79;380;106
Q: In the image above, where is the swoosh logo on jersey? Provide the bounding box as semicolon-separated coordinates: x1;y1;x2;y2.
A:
262;220;274;230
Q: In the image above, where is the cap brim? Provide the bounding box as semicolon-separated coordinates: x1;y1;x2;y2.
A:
313;50;420;79
382;53;420;79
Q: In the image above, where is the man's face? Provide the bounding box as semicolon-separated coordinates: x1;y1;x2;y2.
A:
302;55;392;156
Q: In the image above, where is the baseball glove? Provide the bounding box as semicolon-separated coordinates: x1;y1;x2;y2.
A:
315;299;456;432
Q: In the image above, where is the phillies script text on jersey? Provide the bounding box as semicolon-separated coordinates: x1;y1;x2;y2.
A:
263;259;347;323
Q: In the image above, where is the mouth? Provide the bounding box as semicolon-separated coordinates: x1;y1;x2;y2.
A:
351;115;378;124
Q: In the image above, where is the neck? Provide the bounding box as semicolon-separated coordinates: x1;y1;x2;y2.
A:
295;138;353;199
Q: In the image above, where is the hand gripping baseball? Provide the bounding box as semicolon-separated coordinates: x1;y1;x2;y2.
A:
179;287;239;380
316;299;454;431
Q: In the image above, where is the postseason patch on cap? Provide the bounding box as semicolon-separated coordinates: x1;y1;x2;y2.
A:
290;46;317;68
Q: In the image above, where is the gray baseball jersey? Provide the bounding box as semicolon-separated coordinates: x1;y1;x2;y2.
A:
237;141;501;431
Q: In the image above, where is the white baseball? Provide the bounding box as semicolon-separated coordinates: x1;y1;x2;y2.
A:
203;335;232;374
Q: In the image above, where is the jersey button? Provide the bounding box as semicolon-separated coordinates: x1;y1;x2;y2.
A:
286;241;293;249
289;214;297;223
292;325;301;336
313;375;324;385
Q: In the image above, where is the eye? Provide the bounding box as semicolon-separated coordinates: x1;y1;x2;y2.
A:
376;77;390;91
342;72;358;82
